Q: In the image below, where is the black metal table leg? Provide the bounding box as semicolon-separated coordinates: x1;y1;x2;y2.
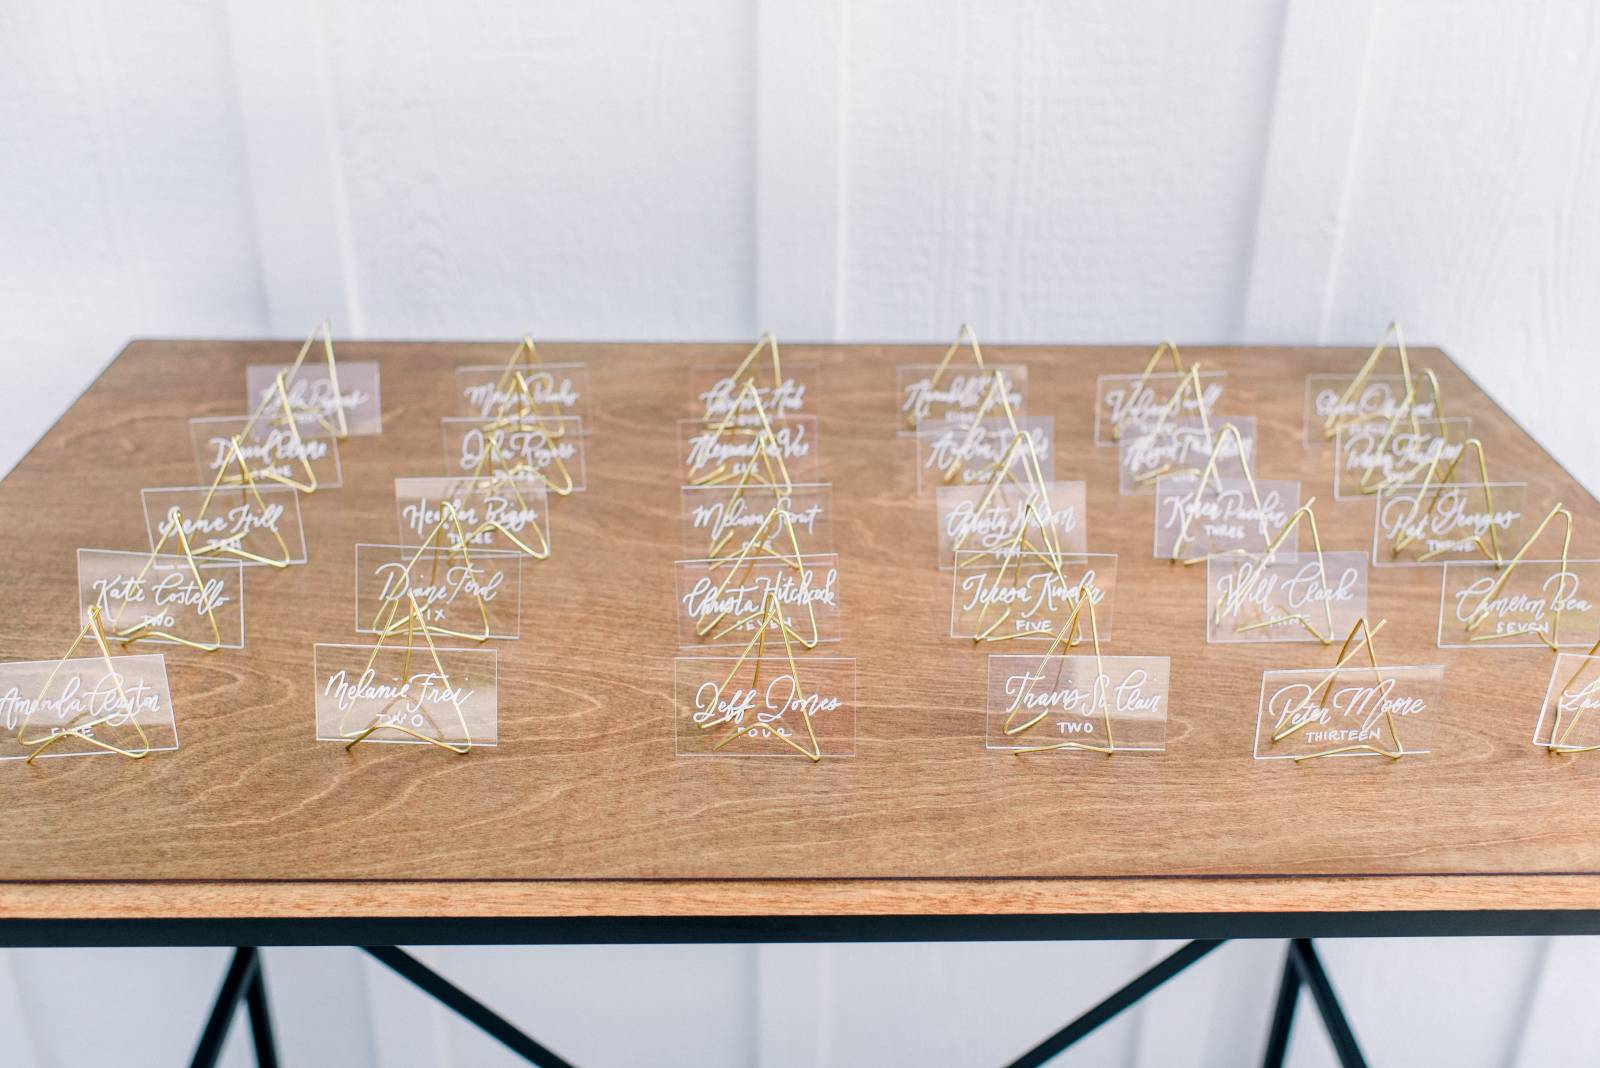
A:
362;946;576;1067
1289;939;1368;1068
243;957;280;1068
1260;944;1302;1068
1004;939;1227;1068
191;947;277;1068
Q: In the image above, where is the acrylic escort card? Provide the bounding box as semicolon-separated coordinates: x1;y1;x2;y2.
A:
934;480;1087;569
985;654;1168;753
1438;559;1600;649
675;555;841;647
914;416;1053;495
1372;482;1529;566
1254;664;1441;761
141;484;308;567
1153;476;1300;562
674;655;856;759
247;360;382;436
1332;415;1473;499
0;654;178;761
77;549;245;649
679;483;833;559
677;416;820;487
355;545;522;641
1532;653;1600;753
1302;373;1437;446
898;364;1027;436
456;362;592;429
950;551;1117;641
1207;550;1369;643
689;361;818;425
313;643;498;748
1116;415;1256;495
440;415;588;493
394;476;551;555
1093;370;1226;446
189;414;342;491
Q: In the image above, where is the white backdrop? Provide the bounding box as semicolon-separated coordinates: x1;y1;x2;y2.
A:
4;1;1600;1065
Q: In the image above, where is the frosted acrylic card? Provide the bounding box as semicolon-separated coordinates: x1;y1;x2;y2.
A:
1152;475;1300;561
1092;370;1226;446
689;361;819;425
394;475;550;554
1332;415;1473;499
1116;416;1256;495
440;415;587;493
897;364;1027;436
455;362;591;430
1438;559;1600;649
0;654;177;761
934;480;1087;570
986;654;1168;753
354;544;522;641
140;484;307;567
247;359;382;436
313;643;497;748
77;548;245;649
674;655;856;759
1254;664;1441;761
1372;482;1529;567
675;554;841;648
950;551;1117;641
679;483;833;560
1303;373;1437;446
1207;550;1369;643
677;416;820;486
1532;653;1600;752
189;413;342;490
914;416;1054;496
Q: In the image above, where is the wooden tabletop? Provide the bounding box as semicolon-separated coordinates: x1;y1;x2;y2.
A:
3;340;1599;924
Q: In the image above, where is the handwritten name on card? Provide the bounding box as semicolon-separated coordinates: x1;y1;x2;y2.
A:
1532;653;1600;751
985;654;1169;752
1152;477;1300;561
189;414;342;490
1255;665;1440;760
897;365;1027;435
950;552;1118;641
1207;551;1369;643
914;417;1054;496
1373;482;1528;566
141;485;308;567
1332;416;1473;499
247;360;382;436
689;363;818;425
1438;559;1600;649
677;416;821;486
1093;371;1226;446
1117;416;1257;496
313;643;497;747
456;363;591;429
393;476;551;554
77;548;245;649
674;656;857;758
675;555;842;647
1302;373;1437;446
355;544;522;641
440;416;588;492
0;654;178;761
935;480;1087;569
679;483;833;559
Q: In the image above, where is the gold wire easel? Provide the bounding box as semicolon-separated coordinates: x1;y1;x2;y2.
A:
339;587;476;754
228;370;321;494
483;336;573;433
1167;422;1269;566
693;508;821;650
938;366;1051;493
1320;322;1437;444
1461;503;1575;651
1109;340;1185;443
15;606;152;765
696;590;823;761
947;431;1070;569
461;410;577;498
1547;637;1600;754
183;437;296;568
273;320;350;440
1122;364;1221;487
1215;499;1339;644
1265;617;1410;762
1349;371;1454;498
1000;593;1118;755
98;507;227;651
710;333;785;422
688;380;796;491
904;324;986;431
366;504;500;643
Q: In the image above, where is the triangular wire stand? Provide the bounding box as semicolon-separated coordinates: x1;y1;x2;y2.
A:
1264;617;1410;762
687;380;795;491
1167;422;1270;566
1319;321;1439;443
339;587;477;755
1121;364;1220;488
947;431;1071;569
1547;636;1600;754
482;336;573;435
1214;499;1339;644
186;437;296;568
15;606;151;764
98;506;227;651
272;320;350;440
903;323;987;432
461;410;577;497
709;333;785;426
1349;368;1453;497
1108;340;1185;444
937;366;1051;492
365;503;499;643
1462;503;1575;650
693;508;820;649
1001;594;1117;755
1384;436;1504;565
695;590;823;761
231;370;321;494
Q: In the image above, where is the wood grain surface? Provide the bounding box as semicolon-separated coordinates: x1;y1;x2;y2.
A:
2;340;1598;898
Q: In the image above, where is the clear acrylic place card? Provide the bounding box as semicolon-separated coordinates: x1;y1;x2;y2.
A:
674;655;856;759
689;361;819;425
679;483;833;559
248;359;382;436
675;555;841;648
1207;550;1369;643
1093;370;1226;446
1332;415;1473;499
985;654;1168;753
1255;664;1441;761
189;413;342;491
914;416;1053;495
898;364;1027;436
394;475;551;555
1438;559;1600;649
1152;475;1300;562
455;362;592;430
1303;373;1436;446
0;653;178;761
1372;482;1529;566
313;643;497;748
678;416;821;486
950;551;1117;641
1533;653;1600;752
355;544;522;641
935;480;1087;570
78;548;245;649
1117;415;1256;495
141;484;307;567
440;415;588;492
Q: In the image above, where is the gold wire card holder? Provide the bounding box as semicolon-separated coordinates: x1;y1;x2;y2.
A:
77;532;245;651
356;504;524;643
1206;501;1369;644
1304;322;1444;447
674;647;857;760
189;404;341;493
675;552;841;649
1114;366;1255;494
897;325;1028;435
1532;641;1600;754
314;636;497;753
951;549;1117;643
679;482;833;561
454;336;592;431
936;477;1087;570
1374;479;1528;567
394;475;551;559
140;457;307;569
679;411;819;489
246;320;382;437
1093;341;1227;446
1153;421;1298;565
1332;415;1474;500
441;413;585;495
689;333;817;427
